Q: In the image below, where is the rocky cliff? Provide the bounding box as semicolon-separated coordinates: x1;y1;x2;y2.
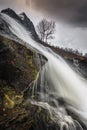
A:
0;35;40;91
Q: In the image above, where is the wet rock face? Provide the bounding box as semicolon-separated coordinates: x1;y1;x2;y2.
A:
0;35;44;92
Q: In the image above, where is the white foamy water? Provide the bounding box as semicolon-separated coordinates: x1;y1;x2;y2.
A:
1;13;87;129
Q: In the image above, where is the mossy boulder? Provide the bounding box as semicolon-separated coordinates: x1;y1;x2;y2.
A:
0;35;43;92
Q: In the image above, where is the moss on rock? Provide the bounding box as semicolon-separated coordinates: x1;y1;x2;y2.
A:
0;35;39;92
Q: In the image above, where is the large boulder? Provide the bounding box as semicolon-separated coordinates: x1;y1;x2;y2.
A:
0;35;46;92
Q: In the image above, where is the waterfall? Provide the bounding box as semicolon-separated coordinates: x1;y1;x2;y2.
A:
1;13;87;129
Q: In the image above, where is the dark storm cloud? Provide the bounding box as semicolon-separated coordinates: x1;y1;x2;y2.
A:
27;0;87;26
74;4;87;26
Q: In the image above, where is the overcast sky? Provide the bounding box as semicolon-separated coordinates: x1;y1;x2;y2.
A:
0;0;87;53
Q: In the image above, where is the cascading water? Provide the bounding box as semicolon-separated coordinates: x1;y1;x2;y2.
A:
1;13;87;129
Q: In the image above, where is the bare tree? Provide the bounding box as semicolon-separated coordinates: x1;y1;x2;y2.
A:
37;19;56;43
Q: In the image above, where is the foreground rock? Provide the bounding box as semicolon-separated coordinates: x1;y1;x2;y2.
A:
0;35;44;91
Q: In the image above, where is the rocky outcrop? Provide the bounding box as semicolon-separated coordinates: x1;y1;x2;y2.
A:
0;35;46;92
1;8;39;40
